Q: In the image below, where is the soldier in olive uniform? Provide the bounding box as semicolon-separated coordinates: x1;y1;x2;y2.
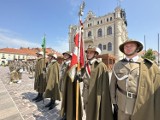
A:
9;61;14;72
59;51;72;94
43;53;61;110
60;51;83;120
17;60;23;80
32;51;47;102
28;61;34;78
110;40;160;120
81;45;113;120
10;70;20;84
9;60;22;84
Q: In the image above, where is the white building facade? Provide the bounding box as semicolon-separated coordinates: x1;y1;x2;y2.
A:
69;7;128;60
0;49;36;65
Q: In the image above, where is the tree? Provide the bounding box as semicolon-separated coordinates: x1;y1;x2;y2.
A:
142;49;156;61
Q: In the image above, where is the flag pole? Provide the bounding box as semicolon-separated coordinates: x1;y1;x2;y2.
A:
76;2;85;120
158;33;159;66
144;35;146;52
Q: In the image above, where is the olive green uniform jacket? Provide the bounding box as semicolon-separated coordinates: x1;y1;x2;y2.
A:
61;65;83;120
34;58;47;93
110;58;160;120
43;61;61;101
84;60;113;120
9;63;14;72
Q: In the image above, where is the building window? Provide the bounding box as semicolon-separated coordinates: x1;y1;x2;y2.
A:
88;24;89;27
107;18;109;22
98;44;102;51
89;18;91;20
107;26;112;35
97;21;99;25
98;28;102;37
110;17;112;21
103;45;106;50
88;31;92;37
101;20;102;24
108;42;112;51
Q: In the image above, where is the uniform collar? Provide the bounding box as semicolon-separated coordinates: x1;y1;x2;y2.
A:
126;56;139;62
65;60;71;65
89;58;97;65
51;59;56;63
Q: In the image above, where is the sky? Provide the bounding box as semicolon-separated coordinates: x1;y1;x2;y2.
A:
0;0;160;53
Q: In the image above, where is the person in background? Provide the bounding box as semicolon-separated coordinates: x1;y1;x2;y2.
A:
32;51;47;102
43;53;61;110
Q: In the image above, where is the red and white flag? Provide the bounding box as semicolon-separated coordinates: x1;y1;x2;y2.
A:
68;21;84;82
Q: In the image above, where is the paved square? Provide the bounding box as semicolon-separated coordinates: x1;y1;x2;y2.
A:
0;66;86;120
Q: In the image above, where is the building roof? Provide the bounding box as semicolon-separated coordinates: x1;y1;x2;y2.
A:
0;48;27;55
0;47;62;56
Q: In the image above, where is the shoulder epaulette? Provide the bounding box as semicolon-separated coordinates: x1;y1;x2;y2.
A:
94;59;103;67
96;59;102;63
144;58;153;64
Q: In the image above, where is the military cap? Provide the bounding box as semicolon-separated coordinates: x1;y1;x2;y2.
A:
119;39;143;53
62;51;72;57
57;55;64;59
48;53;57;59
36;51;43;55
85;45;101;55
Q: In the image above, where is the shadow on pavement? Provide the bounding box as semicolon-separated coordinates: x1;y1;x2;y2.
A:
21;92;62;120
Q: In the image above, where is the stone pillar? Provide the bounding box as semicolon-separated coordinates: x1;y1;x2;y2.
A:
68;25;77;51
114;7;127;61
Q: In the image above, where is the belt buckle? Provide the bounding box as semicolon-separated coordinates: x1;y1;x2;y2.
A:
127;91;134;98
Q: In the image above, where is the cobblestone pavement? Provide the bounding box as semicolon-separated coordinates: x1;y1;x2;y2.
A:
0;66;86;120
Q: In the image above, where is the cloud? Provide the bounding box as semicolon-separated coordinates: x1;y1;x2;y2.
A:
0;28;69;53
47;37;69;53
0;28;40;48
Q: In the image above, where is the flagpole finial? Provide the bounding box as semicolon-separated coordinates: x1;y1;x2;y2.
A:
78;1;85;17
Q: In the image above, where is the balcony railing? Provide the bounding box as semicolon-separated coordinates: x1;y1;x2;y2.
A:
83;36;94;43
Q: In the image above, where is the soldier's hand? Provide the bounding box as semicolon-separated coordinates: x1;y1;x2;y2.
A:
113;104;118;113
75;74;83;82
75;74;80;81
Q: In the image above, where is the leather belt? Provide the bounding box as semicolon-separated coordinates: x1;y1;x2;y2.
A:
117;85;137;99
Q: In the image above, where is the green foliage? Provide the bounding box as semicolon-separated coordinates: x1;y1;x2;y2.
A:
142;49;156;61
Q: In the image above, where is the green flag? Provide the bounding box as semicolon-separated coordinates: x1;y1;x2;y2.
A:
41;36;46;48
41;35;46;61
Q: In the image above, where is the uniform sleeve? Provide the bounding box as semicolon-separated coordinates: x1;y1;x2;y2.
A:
110;69;117;104
153;64;160;119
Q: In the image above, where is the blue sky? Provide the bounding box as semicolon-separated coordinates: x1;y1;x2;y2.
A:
0;0;159;53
